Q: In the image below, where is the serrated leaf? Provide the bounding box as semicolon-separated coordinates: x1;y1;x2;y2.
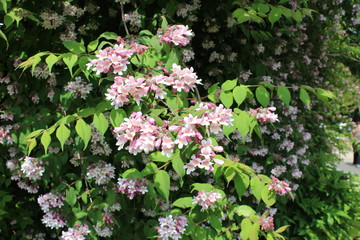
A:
255;86;270;107
220;91;233;108
154;170;170;202
41;131;51;154
45;54;58;73
277;86;291;106
75;119;92;150
233;86;247;106
63;41;86;54
299;88;311;108
172;197;193;209
56;124;70;151
93;113;108;135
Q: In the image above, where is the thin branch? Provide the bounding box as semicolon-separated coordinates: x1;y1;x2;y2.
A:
120;2;130;36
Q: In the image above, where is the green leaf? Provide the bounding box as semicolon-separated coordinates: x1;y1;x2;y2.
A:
255;86;270;107
269;7;282;26
172;157;185;177
65;187;77;207
250;177;265;201
161;16;168;31
234;173;250;199
41;131;51;154
122;168;142;179
316;88;335;99
233;86;247;106
0;0;7;13
77;107;96;117
292;10;303;22
222;79;237;91
45;54;58;73
63;41;86;54
93;113;109;135
154;170;170;202
62;53;78;77
210;215;222;233
110;109;127;127
240;218;253;240
277;86;291;106
191;183;214;192
224;167;236;184
261;186;276;207
165;49;180;70
299;88;311;108
0;29;8;49
220;91;233;108
27;138;37;155
275;225;290;233
235;111;250;140
75;180;82;192
56;124;70;151
234;205;256;217
141;162;159;176
99;32;118;40
148;151;171;162
172;197;193;209
87;39;99;52
75;119;92;150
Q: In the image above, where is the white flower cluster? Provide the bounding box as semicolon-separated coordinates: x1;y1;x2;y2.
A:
20;157;45;181
86;161;115;185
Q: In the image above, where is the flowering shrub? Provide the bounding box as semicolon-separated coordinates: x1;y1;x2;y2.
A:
0;0;359;239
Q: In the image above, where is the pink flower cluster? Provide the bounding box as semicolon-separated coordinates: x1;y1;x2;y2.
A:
249;107;279;123
268;176;291;195
114;111;169;155
193;190;222;211
157;215;188;240
64;76;93;99
184;139;224;174
38;193;65;212
42;210;66;229
38;192;66;229
86;161;115;185
259;216;274;232
105;64;201;109
86;40;148;75
116;178;148;199
61;224;90;240
158;25;194;47
20;157;45;181
0;126;12;144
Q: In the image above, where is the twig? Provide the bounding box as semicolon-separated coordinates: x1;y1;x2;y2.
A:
120;2;130;36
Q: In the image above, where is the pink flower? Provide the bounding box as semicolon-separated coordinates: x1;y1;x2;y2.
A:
268;176;291;195
158;25;194;47
259;216;274;232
